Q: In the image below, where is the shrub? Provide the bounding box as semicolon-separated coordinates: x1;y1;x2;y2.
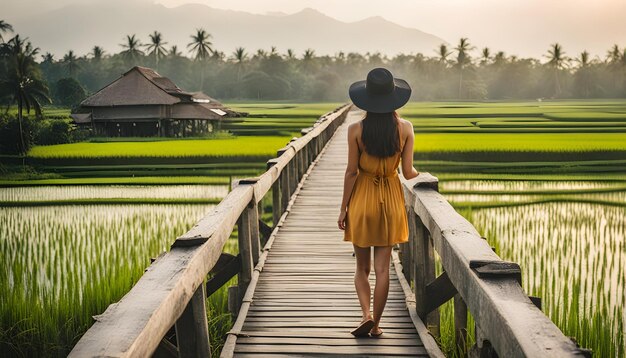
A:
0;114;36;154
35;120;74;145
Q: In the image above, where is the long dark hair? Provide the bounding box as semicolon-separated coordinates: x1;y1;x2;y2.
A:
360;111;400;158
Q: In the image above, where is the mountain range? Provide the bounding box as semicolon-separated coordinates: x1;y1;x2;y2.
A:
8;2;447;59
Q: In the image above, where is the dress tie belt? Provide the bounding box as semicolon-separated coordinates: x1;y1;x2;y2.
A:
360;170;398;204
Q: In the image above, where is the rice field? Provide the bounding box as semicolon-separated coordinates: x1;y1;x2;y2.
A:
0;203;217;357
0;185;229;202
27;136;291;159
1;101;625;357
436;178;626;358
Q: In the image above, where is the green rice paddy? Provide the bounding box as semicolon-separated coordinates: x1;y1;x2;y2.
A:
0;204;214;356
1;101;625;357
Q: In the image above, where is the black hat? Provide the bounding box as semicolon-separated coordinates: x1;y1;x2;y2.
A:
349;68;411;113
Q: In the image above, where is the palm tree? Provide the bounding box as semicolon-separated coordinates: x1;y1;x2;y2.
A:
436;44;451;65
41;52;54;64
231;47;247;97
119;34;144;65
0;36;51;154
187;28;213;88
63;50;80;77
606;44;621;64
285;49;296;60
168;45;182;58
493;51;507;66
89;46;105;62
269;46;278;57
145;31;167;70
454;38;475;98
303;49;315;61
480;47;491;65
575;51;591;69
545;43;568;96
605;44;622;93
0;20;14;42
232;47;247;63
254;49;267;60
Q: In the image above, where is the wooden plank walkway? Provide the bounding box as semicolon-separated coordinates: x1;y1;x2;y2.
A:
230;108;437;357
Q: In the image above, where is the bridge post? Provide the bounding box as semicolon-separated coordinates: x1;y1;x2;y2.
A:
175;283;211;358
237;198;256;305
413;213;440;337
267;159;281;226
400;204;414;282
276;148;292;214
454;293;468;356
289;158;297;196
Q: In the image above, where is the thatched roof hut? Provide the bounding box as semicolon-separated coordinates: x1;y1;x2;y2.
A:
72;66;242;137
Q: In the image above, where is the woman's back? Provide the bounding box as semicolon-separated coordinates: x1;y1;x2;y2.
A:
343;118;409;247
355;119;406;177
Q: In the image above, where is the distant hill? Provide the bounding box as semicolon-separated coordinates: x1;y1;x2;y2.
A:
9;3;447;58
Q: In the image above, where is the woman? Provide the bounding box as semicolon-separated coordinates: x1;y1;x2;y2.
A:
337;68;420;337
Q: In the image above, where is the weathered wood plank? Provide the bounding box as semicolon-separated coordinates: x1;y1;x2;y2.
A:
235;337;423;347
233;344;428;356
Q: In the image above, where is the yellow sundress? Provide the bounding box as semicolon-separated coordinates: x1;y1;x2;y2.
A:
343;122;409;247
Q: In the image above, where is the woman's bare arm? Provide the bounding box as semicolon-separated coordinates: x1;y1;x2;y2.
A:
340;122;360;212
401;120;419;180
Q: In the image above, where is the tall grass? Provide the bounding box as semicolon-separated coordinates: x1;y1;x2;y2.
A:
0;204;211;357
453;199;625;357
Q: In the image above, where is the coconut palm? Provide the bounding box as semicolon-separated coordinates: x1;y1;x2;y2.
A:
606;44;621;64
285;49;296;60
0;20;13;43
188;28;213;60
493;51;507;66
545;43;568;96
187;28;213;88
480;47;491;65
0;36;51;154
454;38;475;98
303;49;315;61
144;31;167;70
211;50;225;61
254;49;267;60
63;50;80;77
168;45;182;58
436;44;452;65
41;52;54;64
232;47;247;64
575;51;591;68
89;46;105;62
119;34;144;65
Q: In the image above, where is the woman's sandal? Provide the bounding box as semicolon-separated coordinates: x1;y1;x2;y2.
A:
369;327;383;337
350;318;375;337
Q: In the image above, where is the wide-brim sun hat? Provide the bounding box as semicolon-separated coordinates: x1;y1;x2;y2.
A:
349;68;411;113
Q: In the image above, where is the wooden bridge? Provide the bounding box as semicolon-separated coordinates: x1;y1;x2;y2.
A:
70;105;589;357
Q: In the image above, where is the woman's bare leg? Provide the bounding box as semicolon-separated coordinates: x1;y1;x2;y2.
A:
372;245;393;333
353;244;372;321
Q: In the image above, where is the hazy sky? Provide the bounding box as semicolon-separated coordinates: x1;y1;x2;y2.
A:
3;0;626;57
162;0;626;58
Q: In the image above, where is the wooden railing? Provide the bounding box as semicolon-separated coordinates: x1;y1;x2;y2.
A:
69;104;351;358
397;173;592;358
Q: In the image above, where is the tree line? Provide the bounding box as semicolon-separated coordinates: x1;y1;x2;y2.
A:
1;20;626;153
3;21;626;107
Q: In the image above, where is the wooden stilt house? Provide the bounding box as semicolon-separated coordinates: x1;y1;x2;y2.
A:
71;66;242;137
